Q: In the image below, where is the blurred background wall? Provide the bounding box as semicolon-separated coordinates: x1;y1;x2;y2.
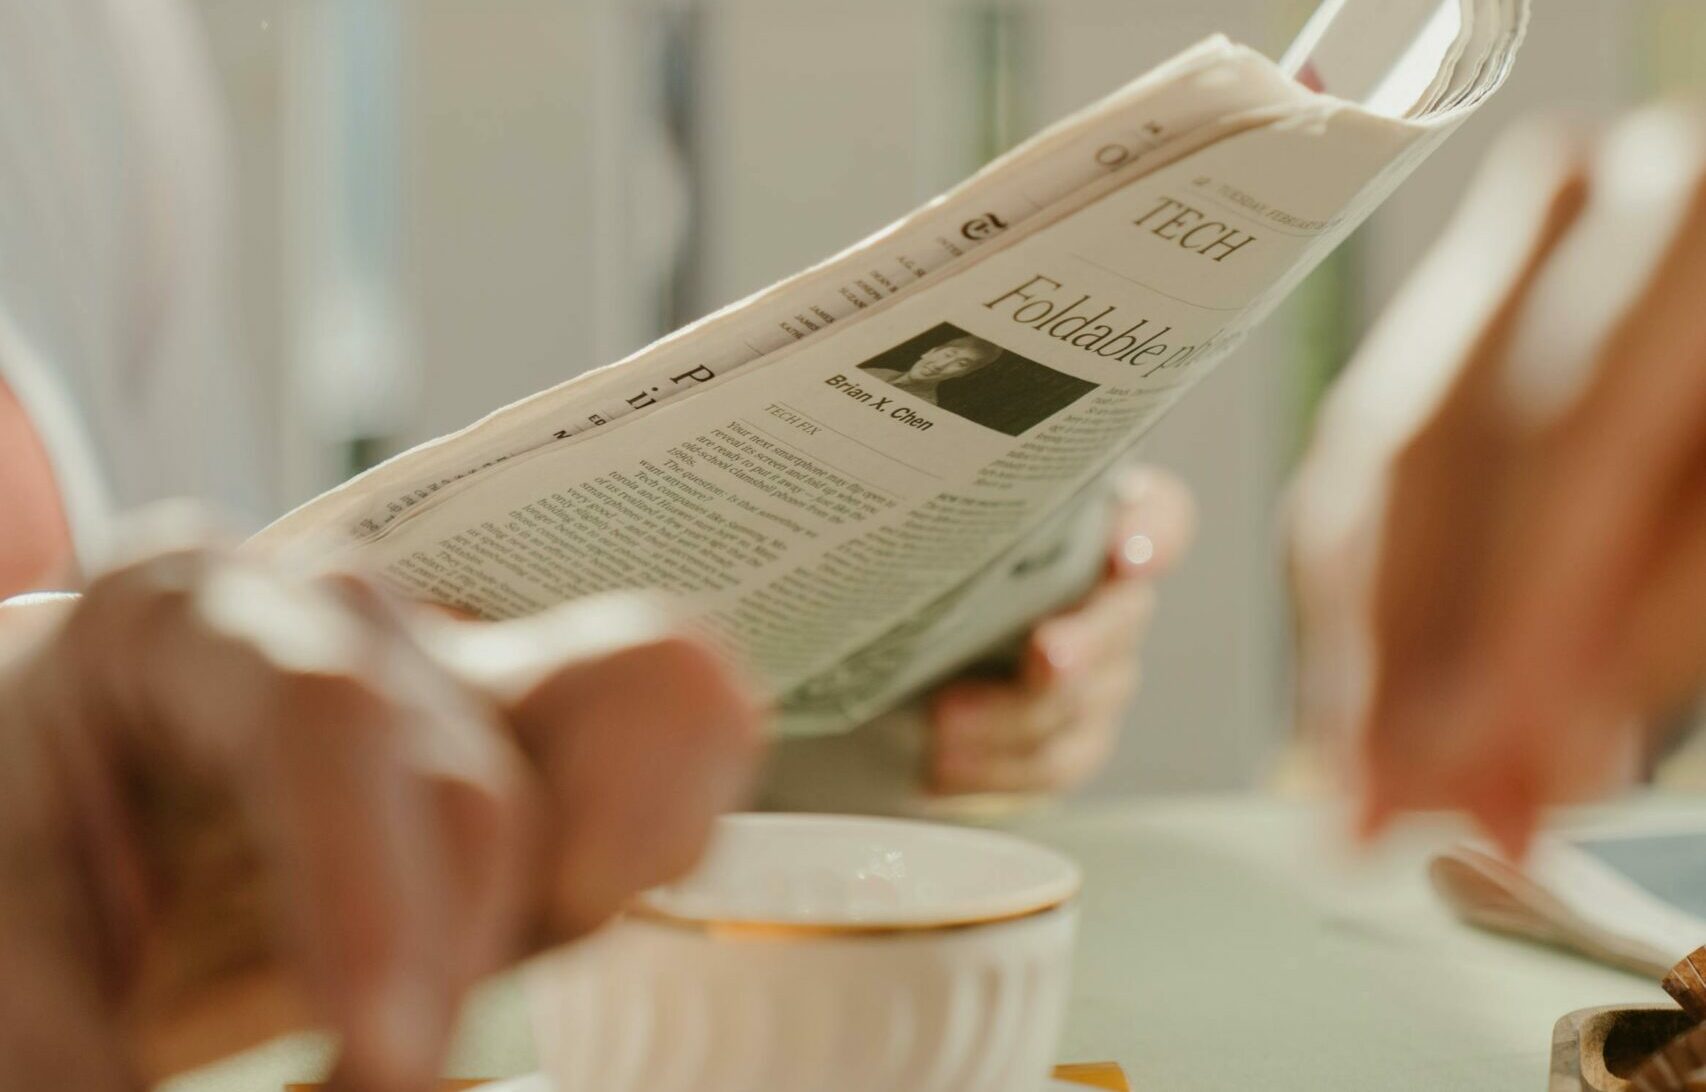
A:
187;0;1706;795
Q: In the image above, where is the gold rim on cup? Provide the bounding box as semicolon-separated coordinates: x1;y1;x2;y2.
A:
622;891;1079;940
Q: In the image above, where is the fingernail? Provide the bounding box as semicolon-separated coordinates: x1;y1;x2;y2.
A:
1120;534;1155;569
1036;629;1080;677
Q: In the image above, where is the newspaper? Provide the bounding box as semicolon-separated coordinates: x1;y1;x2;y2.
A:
1433;827;1706;980
262;0;1528;736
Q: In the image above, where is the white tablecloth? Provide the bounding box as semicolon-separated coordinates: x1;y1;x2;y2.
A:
167;794;1696;1092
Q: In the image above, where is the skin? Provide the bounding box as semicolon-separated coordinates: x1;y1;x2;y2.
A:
0;534;764;1091
905;343;998;383
930;464;1195;794
1291;108;1706;858
0;376;74;594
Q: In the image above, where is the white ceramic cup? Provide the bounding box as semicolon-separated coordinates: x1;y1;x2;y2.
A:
526;813;1081;1092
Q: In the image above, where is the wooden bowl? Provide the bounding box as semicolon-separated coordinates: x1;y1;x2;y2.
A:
1552;1006;1697;1091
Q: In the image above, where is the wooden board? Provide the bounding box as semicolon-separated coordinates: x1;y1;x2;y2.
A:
1551;1005;1696;1092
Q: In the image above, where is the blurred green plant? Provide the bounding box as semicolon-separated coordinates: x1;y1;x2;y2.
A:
1634;2;1706;97
970;2;1034;161
1285;242;1364;461
1272;0;1364;462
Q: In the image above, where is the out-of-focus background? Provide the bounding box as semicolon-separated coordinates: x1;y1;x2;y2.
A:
190;0;1706;795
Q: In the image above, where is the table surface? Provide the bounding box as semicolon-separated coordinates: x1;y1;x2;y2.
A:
166;793;1706;1092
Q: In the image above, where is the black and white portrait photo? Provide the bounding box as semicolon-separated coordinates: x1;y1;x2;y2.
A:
856;322;1098;436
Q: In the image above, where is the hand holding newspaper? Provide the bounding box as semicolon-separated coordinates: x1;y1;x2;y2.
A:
262;0;1529;737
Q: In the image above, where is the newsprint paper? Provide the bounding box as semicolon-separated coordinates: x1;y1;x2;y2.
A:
261;0;1530;736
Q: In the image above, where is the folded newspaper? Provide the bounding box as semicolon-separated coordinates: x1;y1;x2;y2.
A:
1433;828;1706;980
262;0;1529;736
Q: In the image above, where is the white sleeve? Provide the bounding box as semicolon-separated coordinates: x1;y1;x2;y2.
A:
0;0;264;548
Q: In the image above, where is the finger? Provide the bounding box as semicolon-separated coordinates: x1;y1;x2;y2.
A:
1464;745;1546;862
329;579;540;986
1023;580;1154;689
1106;465;1196;579
504;633;764;937
77;556;532;1086
1461;108;1706;744
1464;709;1639;860
250;676;459;1092
1620;467;1706;713
122;565;475;1092
1357;671;1521;846
1357;671;1639;860
933;704;1123;796
1357;726;1554;857
932;657;1138;758
1288;447;1381;808
421;592;679;707
415;593;700;949
1289;119;1593;830
0;703;138;1091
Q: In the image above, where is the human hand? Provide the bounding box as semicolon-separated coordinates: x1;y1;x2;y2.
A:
928;465;1195;795
1290;107;1706;857
0;528;763;1090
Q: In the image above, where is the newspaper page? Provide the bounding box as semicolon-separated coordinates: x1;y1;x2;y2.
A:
262;36;1317;542
1433;826;1706;980
264;2;1528;736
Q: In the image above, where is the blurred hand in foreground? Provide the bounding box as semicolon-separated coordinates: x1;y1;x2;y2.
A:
0;530;763;1090
929;464;1195;795
1290;107;1706;858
